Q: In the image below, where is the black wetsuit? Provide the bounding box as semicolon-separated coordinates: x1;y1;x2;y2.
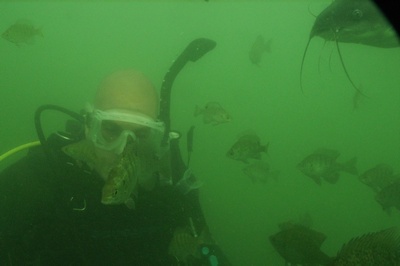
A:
0;135;221;265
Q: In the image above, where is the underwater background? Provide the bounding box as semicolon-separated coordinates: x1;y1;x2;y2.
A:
1;0;399;265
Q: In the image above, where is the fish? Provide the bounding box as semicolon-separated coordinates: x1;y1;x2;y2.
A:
297;148;358;185
249;35;271;66
62;139;118;180
62;139;98;169
194;102;231;125
375;178;400;213
226;132;268;163
242;160;279;183
331;227;400;265
2;20;43;46
358;163;397;192
101;137;139;209
168;226;213;265
269;223;333;266
300;0;400;95
175;168;203;195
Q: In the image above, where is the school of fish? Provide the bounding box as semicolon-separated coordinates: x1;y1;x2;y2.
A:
6;0;399;264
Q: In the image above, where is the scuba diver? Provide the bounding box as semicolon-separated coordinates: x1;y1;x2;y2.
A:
0;39;231;265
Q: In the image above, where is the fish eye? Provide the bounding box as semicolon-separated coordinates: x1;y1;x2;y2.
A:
352;9;363;19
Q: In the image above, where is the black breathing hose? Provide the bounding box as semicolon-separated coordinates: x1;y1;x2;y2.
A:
158;38;217;149
34;104;85;167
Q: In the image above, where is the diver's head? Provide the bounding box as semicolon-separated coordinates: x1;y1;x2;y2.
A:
86;69;164;156
94;69;159;119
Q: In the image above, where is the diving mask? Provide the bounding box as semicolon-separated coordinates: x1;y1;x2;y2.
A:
87;108;165;154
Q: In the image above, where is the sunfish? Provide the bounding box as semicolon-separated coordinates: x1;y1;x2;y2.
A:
2;20;43;46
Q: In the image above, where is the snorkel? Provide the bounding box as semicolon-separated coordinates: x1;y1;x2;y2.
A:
158;38;216;149
157;38;216;187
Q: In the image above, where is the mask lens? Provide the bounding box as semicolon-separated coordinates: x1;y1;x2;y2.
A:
101;120;124;142
88;108;164;154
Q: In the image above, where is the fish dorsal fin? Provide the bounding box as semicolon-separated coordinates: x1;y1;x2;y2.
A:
337;227;400;257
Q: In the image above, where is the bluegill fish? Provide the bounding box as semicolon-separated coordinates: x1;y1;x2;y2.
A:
269;223;332;266
242;160;279;183
2;20;43;46
249;35;271;66
63;138;144;209
359;163;397;192
194;102;231;125
226;133;268;163
375;178;400;213
175;168;203;195
297;148;357;185
331;227;400;265
62;139;98;169
101;138;139;209
168;226;213;264
62;139;120;181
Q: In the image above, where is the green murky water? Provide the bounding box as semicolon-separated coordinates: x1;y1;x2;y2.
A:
1;1;399;265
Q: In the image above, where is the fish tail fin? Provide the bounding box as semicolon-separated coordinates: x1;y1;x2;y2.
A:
264;39;272;52
342;157;358;175
194;105;203;117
